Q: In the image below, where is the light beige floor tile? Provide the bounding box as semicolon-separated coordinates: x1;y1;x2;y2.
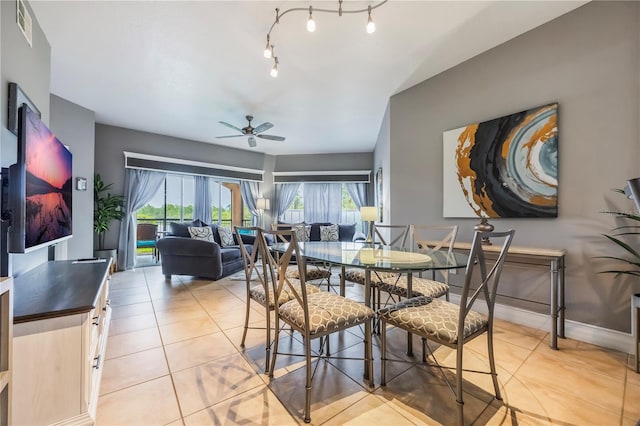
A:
165;331;238;372
109;312;158;336
268;360;371;424
624;380;640;420
172;352;265;416
152;295;202;312
516;346;624;414
105;327;162;359
159;316;221;344
492;318;547;351
500;374;621;425
155;305;212;326
100;347;169;394
473;398;553;425
183;385;297;426
374;366;490;425
109;289;151;306
323;393;415;425
96;375;181;426
464;333;532;375
109;300;155;320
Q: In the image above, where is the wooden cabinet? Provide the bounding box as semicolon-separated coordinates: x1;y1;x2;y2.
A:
0;277;13;426
11;260;111;425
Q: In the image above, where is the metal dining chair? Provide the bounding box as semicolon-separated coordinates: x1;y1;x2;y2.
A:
260;227;375;424
234;226;322;373
379;229;515;426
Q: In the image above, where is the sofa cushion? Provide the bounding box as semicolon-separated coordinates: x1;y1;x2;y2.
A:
169;220;202;237
292;224;311;242
338;223;356;241
217;226;235;246
220;246;243;262
309;222;331;241
320;224;339;241
188;226;214;242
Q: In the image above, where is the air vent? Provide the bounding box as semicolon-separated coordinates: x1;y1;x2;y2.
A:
16;0;33;47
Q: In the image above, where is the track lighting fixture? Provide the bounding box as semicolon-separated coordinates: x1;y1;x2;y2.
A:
263;1;387;77
366;5;376;34
263;35;272;58
306;6;316;32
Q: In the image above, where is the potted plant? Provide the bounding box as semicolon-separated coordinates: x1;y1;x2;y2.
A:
94;173;125;268
600;188;640;370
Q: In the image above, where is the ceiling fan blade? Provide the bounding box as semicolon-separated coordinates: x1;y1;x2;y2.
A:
216;134;245;139
257;134;286;141
248;136;257;148
218;121;243;132
253;122;273;134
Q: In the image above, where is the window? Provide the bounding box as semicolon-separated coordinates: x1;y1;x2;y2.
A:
136;174;194;232
280;183;361;226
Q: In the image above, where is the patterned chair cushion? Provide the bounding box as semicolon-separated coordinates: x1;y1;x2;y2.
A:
249;280;321;308
376;276;449;299
285;265;332;281
379;297;488;345
342;268;398;286
279;291;375;335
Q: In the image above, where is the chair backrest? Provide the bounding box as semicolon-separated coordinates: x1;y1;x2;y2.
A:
258;228;310;333
373;224;410;248
234;226;264;292
458;229;515;339
410;224;459;282
137;223;158;241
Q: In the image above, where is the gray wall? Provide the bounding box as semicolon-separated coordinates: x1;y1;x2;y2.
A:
94;124;268;249
1;0;52;275
50;95;95;259
384;1;640;331
373;102;390;223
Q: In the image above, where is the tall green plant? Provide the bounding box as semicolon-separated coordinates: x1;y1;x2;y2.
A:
94;174;125;250
600;189;640;277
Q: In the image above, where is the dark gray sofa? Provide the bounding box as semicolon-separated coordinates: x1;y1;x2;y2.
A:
156;220;254;280
278;222;366;242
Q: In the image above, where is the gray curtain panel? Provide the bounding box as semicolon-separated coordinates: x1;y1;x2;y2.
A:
240;180;260;225
117;169;167;270
304;183;341;224
276;183;300;220
346;182;369;209
194;176;212;225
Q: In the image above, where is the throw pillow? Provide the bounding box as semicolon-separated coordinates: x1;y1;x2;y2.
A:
188;226;214;242
292;224;311;242
320;224;339;241
217;226;235;247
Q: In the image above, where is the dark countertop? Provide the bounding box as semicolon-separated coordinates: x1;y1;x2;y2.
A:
13;259;110;324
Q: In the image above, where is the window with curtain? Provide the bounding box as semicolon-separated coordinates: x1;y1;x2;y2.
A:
136;174;194;232
280;183;361;225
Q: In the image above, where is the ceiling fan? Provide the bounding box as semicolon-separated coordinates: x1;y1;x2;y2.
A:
216;115;286;148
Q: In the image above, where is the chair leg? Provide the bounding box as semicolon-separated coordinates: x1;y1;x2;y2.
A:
268;315;281;378
487;328;502;401
380;317;387;386
264;305;271;374
304;337;312;423
240;297;251;349
456;344;464;426
365;320;374;387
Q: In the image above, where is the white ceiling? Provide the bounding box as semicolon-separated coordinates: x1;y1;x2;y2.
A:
30;1;586;155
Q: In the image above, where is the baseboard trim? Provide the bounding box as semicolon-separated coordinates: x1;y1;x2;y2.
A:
449;294;633;354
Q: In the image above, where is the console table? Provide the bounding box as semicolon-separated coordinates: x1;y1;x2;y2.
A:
11;259;111;425
445;242;566;350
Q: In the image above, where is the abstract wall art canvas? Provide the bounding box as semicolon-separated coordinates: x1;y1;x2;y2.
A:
443;103;558;218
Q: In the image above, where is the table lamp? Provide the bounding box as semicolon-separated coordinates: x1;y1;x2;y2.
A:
360;206;377;243
256;197;270;227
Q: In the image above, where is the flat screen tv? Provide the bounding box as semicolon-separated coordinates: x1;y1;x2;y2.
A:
9;105;72;253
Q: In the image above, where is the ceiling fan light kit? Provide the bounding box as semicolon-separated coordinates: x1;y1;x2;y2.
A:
263;0;388;77
216;115;286;148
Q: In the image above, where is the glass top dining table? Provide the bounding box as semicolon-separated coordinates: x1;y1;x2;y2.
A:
270;241;469;305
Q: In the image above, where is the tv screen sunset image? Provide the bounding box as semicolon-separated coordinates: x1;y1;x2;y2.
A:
24;108;72;249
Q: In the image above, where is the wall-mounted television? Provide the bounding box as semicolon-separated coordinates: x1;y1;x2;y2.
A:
8;105;73;253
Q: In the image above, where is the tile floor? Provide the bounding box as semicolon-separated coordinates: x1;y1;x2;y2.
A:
97;265;639;425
